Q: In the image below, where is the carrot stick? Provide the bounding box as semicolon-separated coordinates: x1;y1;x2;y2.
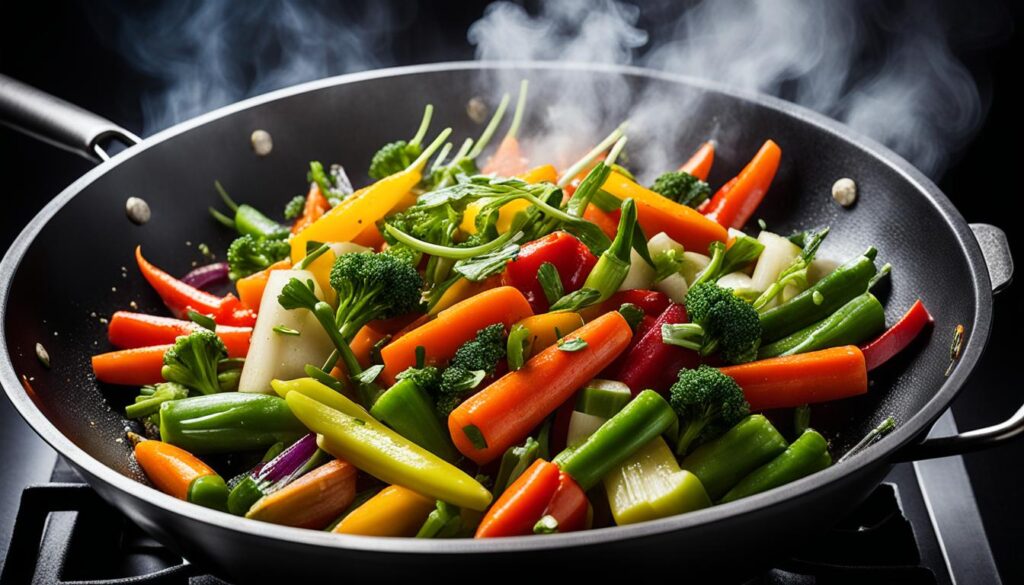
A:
601;171;728;254
679;141;715;181
291;182;330;235
380;286;533;385
246;459;357;529
332;485;435;537
134;439;217;501
719;345;868;411
475;459;560;538
92;344;171;386
236;259;292;310
107;312;251;357
514;312;584;354
483;136;528;177
449;311;633;465
583;204;619;240
702;140;781;230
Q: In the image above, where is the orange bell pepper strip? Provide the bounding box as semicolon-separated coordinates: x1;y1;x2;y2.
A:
475;459;560;538
679;141;715;181
379;286;533;385
351;223;386;250
449;311;633;465
601;171;728;254
246;459;357;529
702;139;781;230
291;182;330;235
719;345;868;411
133;438;228;510
235;259;291;310
583;204;619;240
107;311;251;357
92;344;171;386
519;164;558;184
289;128;452;264
332;485;436;537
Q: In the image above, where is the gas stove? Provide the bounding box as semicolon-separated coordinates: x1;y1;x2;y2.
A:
0;408;1000;584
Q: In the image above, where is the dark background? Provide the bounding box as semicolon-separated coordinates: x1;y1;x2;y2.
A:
1;0;1021;581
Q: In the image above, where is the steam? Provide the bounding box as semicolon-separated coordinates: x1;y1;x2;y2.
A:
104;0;1006;177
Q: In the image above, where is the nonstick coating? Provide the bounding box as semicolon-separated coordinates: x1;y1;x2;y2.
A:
0;63;993;580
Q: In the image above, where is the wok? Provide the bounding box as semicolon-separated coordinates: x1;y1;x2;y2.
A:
0;62;1020;581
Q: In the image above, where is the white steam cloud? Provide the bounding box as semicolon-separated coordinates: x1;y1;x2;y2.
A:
106;0;1007;177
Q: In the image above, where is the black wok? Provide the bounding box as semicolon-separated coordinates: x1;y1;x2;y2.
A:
0;63;1020;581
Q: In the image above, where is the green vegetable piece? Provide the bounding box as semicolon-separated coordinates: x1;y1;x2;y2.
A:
575;379;632;419
160;330;228;396
226;234;291;281
537;262;565;306
493;436;541;498
126;382;189;419
159;393;306;454
506;324;533;372
663;282;762;364
669;365;750;457
187;474;228;511
721;429;831;503
582;198;640;302
650;170;711;208
680;414;788;501
758;292;885;358
371;378;460;463
556;337;588;352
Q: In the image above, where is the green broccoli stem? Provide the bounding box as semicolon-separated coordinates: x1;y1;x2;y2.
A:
691;241;727;287
675;414;710;458
467;93;511;159
557;123;627;188
308;301;382;407
408;128;453;174
408;104;434;149
661;323;705;352
126;384;188;419
582;198;638;302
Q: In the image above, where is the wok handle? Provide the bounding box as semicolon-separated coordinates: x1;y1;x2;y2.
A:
897;223;1017;461
0;73;140;162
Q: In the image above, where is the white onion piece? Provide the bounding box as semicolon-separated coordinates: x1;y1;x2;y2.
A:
750;231;801;292
656;272;690;303
239;270;334;394
680;252;711;285
567;411;608;448
619;248;656;291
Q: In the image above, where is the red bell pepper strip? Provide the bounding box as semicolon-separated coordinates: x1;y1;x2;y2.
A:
679;141;715;181
702;140;781;229
135;246;256;326
611;303;700;396
501;231;597;313
475;459;560;538
107;311;251;357
860;300;933;371
579;289;670;322
537;471;589;533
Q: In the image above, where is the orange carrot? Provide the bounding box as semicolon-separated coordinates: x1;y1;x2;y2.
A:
246;459;357;529
428;275;500;316
332;485;435;537
719;345;868;411
602;171;728;254
680;141;715;181
514;312;584;353
235;259;291;310
702;139;781;229
352;223;386;250
92;345;171;386
449;311;633;465
133;439;219;501
291;182;331;235
380;286;533;385
107;312;251;357
483;136;529;177
583;204;619;239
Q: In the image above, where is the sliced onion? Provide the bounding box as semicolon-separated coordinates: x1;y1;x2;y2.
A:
256;433;318;484
181;262;229;290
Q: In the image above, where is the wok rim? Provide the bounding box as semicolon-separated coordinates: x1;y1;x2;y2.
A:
0;60;993;555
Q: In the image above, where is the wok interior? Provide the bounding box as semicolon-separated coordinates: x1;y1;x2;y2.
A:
4;67;975;486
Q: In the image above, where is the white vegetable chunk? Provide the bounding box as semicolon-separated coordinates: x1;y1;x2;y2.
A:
717;271;755;291
239;270;334;394
808;258;840;284
680;252;711;285
656;272;689;303
567;411;609;448
618;248;656;291
750;231;802;292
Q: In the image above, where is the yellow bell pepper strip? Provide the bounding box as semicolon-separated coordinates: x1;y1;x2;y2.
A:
285;390;492;510
332;485;436;537
603;437;710;525
680;414;788;501
427;276;500;316
132;436;228;511
720;429;831;503
601;170;728;254
289;127;453;265
272;377;369;417
513;312;584;356
245;459;357;529
461;164;558;235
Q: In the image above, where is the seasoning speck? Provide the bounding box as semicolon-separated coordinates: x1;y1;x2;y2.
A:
466;97;488;124
129;301;138;310
111;286;117;292
251;129;273;156
99;317;109;325
125;197;151;225
832;178;857;207
35;343;50;368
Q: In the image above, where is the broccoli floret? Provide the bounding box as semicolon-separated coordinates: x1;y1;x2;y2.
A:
663;282;762;364
396;365;441;395
369;141;420;181
669;365;750;456
382;243;422;267
650;171;711;208
226;235;291;280
329;252;424;339
125;382;189;419
435;323;507;416
283;194;306;220
160;331;228;396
